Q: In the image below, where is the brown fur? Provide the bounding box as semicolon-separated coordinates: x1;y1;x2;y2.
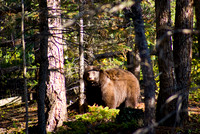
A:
84;66;140;109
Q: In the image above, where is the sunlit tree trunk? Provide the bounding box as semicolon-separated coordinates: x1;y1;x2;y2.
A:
79;0;85;113
45;0;67;132
38;0;67;133
173;0;193;126
155;0;177;126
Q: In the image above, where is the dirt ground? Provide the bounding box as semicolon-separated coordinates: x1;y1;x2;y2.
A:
0;102;38;133
0;100;199;134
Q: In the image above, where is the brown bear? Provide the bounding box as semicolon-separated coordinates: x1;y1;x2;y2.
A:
83;66;140;109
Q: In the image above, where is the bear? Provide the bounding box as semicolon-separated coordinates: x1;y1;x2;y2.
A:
83;66;140;109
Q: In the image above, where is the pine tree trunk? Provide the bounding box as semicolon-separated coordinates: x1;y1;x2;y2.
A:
173;0;193;126
155;0;177;126
45;0;67;132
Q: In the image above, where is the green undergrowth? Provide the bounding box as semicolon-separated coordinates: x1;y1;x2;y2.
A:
75;105;119;123
56;105;144;134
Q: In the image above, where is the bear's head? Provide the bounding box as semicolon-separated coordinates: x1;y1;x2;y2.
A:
84;66;101;83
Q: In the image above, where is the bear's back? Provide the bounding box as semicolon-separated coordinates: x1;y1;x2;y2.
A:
104;68;137;81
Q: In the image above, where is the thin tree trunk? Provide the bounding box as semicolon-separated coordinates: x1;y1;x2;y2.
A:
131;1;156;133
173;0;193;126
155;0;177;126
45;0;67;132
79;0;85;113
21;0;28;133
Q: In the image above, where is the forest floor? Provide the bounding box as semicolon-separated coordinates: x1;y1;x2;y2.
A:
0;98;199;134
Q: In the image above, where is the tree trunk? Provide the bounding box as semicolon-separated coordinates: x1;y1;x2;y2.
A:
173;0;193;126
38;0;48;133
155;0;177;126
45;0;67;132
79;1;85;113
21;0;28;133
131;1;156;133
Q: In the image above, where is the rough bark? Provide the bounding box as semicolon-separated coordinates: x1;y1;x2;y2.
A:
155;0;177;126
173;0;193;126
45;0;67;132
130;0;156;133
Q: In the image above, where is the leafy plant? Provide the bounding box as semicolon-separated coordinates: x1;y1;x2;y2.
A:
75;105;119;124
